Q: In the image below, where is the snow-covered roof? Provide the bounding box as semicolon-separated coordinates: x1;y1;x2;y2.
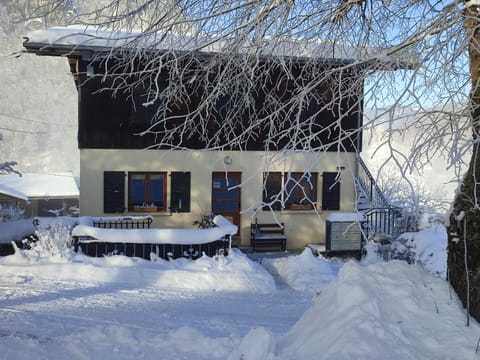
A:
0;172;79;201
23;26;416;68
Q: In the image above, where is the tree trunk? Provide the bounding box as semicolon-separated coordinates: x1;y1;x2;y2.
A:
448;2;480;321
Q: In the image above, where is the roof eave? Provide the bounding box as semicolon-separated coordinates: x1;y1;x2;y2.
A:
22;40;357;66
23;40;415;71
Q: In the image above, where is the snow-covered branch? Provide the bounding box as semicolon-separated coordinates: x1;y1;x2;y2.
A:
0;161;21;176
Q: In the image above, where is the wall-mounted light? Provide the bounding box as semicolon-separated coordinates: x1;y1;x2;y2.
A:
86;64;94;77
224;155;232;165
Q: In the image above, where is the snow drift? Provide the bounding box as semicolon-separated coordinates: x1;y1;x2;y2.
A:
277;260;479;359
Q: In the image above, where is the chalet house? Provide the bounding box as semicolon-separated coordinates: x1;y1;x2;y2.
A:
23;27;405;251
0;172;79;218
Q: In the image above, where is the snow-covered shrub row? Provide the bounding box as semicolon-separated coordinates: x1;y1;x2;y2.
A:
391;225;447;278
364;225;447;279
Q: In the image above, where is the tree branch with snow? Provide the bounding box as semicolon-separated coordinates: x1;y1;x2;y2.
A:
0;161;21;176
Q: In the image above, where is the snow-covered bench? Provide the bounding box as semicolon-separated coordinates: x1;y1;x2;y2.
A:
250;222;287;252
72;215;238;260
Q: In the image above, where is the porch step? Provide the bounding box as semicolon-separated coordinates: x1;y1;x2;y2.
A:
306;243;326;256
357;194;372;211
240;247;299;262
357;204;371;211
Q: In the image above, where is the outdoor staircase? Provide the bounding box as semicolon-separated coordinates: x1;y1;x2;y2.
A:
356;157;403;239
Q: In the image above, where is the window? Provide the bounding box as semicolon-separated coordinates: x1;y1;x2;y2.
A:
262;172;318;211
284;172;318;210
263;172;282;210
38;198;79;217
104;171;191;214
128;172;167;212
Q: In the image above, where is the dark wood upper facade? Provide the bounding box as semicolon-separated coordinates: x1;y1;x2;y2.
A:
64;53;364;152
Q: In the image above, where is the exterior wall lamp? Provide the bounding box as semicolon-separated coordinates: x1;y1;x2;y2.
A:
224;155;232;165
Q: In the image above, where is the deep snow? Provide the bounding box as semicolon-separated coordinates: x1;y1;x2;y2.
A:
0;224;478;360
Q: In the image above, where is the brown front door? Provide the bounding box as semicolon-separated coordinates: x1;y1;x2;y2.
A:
212;172;241;235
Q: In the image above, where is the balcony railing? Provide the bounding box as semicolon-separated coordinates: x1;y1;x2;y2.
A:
356;157;403;238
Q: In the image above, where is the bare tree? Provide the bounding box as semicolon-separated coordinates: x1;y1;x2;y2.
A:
19;1;469;158
0;0;77;36
19;1;480;319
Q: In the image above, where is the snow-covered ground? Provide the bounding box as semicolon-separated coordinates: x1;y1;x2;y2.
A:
0;224;478;359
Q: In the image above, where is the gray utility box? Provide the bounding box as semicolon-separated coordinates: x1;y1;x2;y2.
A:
326;219;364;252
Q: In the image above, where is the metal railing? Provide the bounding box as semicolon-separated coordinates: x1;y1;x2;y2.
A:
356;157;403;238
357;157;391;208
363;207;403;239
92;217;153;229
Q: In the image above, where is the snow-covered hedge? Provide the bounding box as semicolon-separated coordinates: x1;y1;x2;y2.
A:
72;215;238;244
391;225;447;278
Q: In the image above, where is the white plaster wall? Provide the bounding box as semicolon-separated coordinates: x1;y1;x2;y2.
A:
80;149;357;249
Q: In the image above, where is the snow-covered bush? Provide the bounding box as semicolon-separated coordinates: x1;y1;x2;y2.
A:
193;211;216;228
17;221;74;261
362;237;393;264
376;166;448;232
362;225;447;279
394;225;447;278
390;235;416;265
